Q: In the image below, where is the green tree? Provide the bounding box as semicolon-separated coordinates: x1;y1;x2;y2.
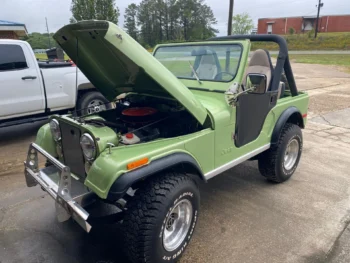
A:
21;32;57;49
137;0;154;46
70;0;120;24
288;27;295;35
175;0;218;41
124;3;138;40
136;0;218;46
231;13;254;35
164;0;179;41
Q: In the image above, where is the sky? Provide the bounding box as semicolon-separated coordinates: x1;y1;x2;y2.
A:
0;0;349;35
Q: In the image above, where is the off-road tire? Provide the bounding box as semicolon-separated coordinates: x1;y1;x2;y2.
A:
258;123;302;183
122;173;200;263
76;91;108;115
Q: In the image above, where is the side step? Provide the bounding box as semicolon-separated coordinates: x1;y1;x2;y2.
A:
0;116;48;128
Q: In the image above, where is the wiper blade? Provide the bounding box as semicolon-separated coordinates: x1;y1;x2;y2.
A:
188;61;202;84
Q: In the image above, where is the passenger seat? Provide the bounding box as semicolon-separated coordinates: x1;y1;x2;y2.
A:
196;54;218;80
243;49;285;99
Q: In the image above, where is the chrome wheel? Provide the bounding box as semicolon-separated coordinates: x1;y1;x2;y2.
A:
87;99;106;114
163;199;193;252
284;139;299;170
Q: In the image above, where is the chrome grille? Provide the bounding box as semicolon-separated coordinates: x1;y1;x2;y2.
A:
59;121;86;180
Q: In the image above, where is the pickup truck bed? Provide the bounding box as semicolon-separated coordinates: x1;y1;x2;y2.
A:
38;62;74;68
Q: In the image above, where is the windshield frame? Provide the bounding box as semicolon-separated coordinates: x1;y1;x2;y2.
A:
153;42;243;83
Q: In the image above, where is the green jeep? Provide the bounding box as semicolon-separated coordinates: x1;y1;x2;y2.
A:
24;21;309;263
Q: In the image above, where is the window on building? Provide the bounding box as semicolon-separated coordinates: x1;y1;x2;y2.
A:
0;44;28;71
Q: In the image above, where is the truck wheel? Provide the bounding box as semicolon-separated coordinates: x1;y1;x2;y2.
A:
77;91;108;115
258;123;302;183
123;173;200;263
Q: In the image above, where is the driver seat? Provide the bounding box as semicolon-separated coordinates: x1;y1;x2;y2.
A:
196;54;218;80
243;49;274;94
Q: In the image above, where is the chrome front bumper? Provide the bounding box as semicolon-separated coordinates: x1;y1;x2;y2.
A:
24;143;94;232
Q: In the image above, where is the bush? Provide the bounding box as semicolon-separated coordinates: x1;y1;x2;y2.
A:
288;27;295;35
307;29;315;38
251;32;350;51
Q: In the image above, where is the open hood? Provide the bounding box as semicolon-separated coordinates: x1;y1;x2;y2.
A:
53;21;208;125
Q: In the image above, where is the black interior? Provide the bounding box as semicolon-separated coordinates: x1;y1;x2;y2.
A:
60;121;86;180
235;91;278;147
209;34;298;97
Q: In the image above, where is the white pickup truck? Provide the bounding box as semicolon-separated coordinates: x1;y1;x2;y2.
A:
0;39;107;128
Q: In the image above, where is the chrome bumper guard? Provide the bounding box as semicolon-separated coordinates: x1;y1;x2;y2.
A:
24;143;93;232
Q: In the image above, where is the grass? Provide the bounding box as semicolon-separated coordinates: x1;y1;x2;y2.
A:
252;32;350;51
162;54;350;75
288;54;350;66
272;54;350;73
160;57;240;81
147;33;350;52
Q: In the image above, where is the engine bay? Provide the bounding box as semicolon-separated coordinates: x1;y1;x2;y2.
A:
81;95;205;145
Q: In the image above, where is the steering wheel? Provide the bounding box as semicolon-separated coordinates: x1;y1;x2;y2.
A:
215;71;235;80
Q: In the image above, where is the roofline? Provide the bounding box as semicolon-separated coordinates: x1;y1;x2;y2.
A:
8;24;28;33
258;13;350;20
0;20;28;34
0;25;28;36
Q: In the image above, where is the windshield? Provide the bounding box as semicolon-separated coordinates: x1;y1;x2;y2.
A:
154;44;242;82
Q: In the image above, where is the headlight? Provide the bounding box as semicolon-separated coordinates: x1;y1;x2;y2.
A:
49;119;61;141
80;133;97;161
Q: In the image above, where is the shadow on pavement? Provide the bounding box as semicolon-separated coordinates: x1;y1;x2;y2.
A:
0;120;47;144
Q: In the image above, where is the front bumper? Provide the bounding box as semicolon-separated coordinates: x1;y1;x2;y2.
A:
24;143;94;232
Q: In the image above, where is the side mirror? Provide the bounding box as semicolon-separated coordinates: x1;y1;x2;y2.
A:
246;73;267;94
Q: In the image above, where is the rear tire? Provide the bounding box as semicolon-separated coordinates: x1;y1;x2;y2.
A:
122;173;200;263
258;123;302;183
76;91;108;115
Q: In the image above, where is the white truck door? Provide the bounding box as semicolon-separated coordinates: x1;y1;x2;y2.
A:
41;67;79;111
0;42;45;119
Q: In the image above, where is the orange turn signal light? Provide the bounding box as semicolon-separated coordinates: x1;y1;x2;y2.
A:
127;157;149;170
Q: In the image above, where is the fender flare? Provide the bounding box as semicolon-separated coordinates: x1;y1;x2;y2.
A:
271;107;304;145
107;153;205;201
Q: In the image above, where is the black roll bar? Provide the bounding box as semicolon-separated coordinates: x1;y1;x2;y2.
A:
208;34;298;97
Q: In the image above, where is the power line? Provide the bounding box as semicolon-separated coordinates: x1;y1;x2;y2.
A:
227;0;234;35
45;17;51;49
315;0;324;38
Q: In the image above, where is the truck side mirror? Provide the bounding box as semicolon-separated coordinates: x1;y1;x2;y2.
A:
246;73;267;94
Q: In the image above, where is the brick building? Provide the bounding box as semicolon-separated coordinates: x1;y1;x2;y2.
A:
258;14;350;35
0;20;27;39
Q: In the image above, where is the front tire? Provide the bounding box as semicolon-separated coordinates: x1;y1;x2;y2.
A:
77;91;108;115
123;173;200;263
258;123;303;183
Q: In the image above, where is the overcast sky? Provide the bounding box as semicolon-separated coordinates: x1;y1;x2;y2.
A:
1;0;349;35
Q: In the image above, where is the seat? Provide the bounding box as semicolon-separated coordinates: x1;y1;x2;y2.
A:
278;82;286;98
196;54;218;80
242;49;274;93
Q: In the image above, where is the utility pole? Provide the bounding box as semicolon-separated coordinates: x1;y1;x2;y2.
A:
314;0;324;38
227;0;234;35
45;17;52;49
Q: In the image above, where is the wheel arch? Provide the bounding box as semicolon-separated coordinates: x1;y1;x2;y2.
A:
107;153;206;201
77;87;97;98
271;107;304;145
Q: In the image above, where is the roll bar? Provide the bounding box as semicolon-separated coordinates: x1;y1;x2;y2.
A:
208;34;298;96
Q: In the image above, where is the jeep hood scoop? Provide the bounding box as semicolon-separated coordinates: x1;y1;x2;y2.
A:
53;21;208;125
